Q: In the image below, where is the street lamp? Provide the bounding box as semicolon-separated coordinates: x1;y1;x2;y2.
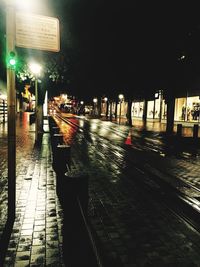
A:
29;62;42;142
118;94;124;125
93;97;98;116
103;97;108;118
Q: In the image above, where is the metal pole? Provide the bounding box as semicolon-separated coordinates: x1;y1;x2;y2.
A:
153;99;156;119
159;90;163;122
109;102;112;121
119;101;121;125
6;0;16;221
35;77;38;141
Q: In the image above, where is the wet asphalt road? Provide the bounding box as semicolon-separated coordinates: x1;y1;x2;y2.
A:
56;115;200;267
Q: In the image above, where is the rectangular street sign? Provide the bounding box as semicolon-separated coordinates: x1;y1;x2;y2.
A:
16;13;60;52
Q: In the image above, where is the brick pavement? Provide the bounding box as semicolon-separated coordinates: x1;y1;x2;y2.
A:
1;113;64;267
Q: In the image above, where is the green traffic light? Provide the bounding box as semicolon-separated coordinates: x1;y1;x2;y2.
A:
9;58;16;66
7;51;17;68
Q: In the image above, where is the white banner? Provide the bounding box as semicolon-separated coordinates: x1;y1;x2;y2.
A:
16;13;60;52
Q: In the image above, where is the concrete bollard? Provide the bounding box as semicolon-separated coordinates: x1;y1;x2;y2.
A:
53;133;63;146
52;126;60;134
29;113;35;125
177;124;182;137
59;169;89;215
53;144;71;174
193;124;199;139
51;133;64;154
48;116;56;127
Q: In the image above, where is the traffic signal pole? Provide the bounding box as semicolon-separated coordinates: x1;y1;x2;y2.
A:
35;77;38;142
6;0;16;221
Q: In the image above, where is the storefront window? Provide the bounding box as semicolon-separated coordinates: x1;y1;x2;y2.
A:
111;102;116;117
147;100;154;118
154;99;160;119
174;96;200;122
132;102;144;118
117;101;128;117
101;102;107;116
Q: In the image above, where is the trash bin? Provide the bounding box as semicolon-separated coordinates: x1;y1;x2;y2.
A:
29;113;35;125
48;116;57;128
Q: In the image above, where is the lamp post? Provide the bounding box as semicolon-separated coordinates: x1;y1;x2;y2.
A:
118;94;124;125
29;62;42;142
93;97;98;116
80;101;84;115
104;97;108;118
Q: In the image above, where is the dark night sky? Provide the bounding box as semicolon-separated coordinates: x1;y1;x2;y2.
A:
53;1;200;100
1;1;200;101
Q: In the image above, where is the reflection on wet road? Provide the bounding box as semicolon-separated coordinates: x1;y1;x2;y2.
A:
57;115;200;191
62;116;200;159
56;115;200;266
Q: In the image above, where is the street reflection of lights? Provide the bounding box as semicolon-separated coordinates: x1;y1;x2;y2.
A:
113;149;125;159
102;143;109;148
91;124;97;131
99;127;108;136
79;120;84;128
110;178;119;183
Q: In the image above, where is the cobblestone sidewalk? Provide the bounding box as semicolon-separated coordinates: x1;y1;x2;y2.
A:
1;113;64;267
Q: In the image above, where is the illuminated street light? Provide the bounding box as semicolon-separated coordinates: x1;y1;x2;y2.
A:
80;101;84;105
118;94;124;101
29;62;42;75
93;98;98;116
118;94;124;125
93;97;98;103
61;94;68;102
14;0;43;12
104;97;108;102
